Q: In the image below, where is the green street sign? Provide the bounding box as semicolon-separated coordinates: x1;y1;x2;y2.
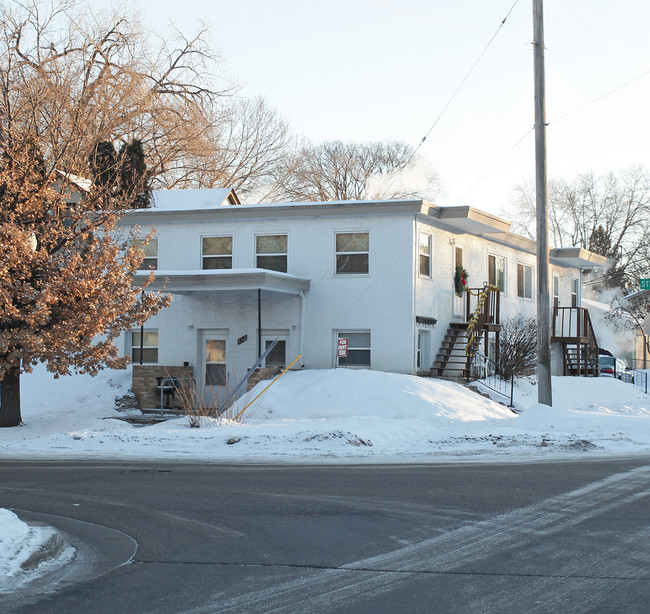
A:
641;279;650;290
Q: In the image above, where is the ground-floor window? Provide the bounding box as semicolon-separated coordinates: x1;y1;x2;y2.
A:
265;339;286;368
131;329;158;364
336;331;371;368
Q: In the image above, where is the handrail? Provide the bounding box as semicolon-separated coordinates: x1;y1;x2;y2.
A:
469;351;515;407
464;285;500;357
552;307;599;347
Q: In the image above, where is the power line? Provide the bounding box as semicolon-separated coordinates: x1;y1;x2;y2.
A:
549;69;650;125
381;0;522;199
452;127;534;205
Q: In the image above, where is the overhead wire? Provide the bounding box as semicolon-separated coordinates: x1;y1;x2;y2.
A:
548;69;650;125
452;127;534;206
380;0;522;199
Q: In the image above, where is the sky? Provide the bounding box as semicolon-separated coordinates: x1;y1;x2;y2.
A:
101;1;649;215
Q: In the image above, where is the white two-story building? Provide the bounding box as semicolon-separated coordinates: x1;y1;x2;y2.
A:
117;189;607;407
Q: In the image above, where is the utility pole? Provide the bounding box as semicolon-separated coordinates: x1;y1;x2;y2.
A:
533;0;552;406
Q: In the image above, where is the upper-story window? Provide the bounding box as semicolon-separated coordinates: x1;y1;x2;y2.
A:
202;236;232;270
256;234;287;272
419;232;432;277
517;263;533;299
134;238;158;270
335;232;369;275
488;254;506;292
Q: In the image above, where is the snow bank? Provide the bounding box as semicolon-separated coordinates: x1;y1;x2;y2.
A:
0;509;73;593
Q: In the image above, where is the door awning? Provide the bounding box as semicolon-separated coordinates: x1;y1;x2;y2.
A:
133;269;310;295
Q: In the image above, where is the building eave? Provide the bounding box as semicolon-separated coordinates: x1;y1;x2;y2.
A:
549;247;608;268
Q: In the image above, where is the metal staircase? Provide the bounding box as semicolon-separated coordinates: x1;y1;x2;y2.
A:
432;286;501;381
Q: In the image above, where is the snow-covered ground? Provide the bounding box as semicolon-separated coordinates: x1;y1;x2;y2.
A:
0;509;74;593
1;364;649;462
1;364;649;589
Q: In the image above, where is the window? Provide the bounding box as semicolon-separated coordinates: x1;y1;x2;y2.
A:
488;254;506;292
336;331;371;368
256;235;287;272
553;275;560;308
265;340;286;368
131;330;158;363
419;233;431;277
517;263;533;299
335;232;369;274
205;339;226;386
202;236;232;270
134;238;158;270
571;278;579;307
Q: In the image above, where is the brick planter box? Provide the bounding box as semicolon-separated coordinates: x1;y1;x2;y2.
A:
132;365;194;410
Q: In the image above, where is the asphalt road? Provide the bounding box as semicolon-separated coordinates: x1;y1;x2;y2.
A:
0;458;649;613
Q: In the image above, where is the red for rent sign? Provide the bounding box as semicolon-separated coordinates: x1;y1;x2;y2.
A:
337;338;349;357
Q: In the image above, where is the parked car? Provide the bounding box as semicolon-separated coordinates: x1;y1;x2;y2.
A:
598;352;634;383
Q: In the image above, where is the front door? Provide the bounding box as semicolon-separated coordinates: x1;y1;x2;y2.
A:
453;246;465;319
202;335;227;407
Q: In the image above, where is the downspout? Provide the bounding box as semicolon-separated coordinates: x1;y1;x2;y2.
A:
412;215;418;374
299;289;306;368
257;288;262;359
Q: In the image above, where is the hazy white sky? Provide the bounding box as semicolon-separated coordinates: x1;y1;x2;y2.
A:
108;0;649;215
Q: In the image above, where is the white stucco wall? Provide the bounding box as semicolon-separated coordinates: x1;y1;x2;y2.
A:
118;200;589;386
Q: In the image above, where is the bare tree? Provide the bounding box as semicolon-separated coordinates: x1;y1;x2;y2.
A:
607;293;650;357
509;167;650;287
0;0;202;426
160;96;294;199
263;140;439;202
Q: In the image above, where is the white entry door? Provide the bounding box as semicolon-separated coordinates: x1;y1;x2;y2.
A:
453;245;465;319
201;334;228;407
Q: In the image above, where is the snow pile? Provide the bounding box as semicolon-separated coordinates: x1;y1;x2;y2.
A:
0;509;73;593
0;364;649;461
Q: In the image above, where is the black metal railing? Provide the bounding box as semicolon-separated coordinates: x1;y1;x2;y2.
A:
630;370;649;395
469;351;514;407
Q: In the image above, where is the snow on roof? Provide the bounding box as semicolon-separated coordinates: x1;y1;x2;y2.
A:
54;169;92;192
152;188;238;210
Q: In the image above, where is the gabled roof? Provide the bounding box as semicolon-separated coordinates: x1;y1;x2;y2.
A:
53;169;93;192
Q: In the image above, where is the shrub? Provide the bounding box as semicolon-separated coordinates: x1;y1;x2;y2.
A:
498;315;537;379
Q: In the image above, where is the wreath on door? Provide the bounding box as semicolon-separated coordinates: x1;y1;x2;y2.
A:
454;265;468;297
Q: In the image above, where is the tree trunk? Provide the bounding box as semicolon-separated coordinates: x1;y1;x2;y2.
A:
0;368;21;427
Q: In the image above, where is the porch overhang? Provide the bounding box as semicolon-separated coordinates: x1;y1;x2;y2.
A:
430;206;512;235
550;248;608;268
133;269;310;296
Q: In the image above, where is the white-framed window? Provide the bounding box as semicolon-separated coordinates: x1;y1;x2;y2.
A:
335;232;369;275
265;339;286;368
256;234;287;272
205;339;226;386
131;329;158;364
553;274;560;308
488;254;506;292
336;331;371;368
202;236;232;270
134;238;158;270
418;232;432;277
517;263;533;299
571;277;579;307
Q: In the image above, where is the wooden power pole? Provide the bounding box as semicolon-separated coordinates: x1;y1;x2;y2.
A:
533;0;553;406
